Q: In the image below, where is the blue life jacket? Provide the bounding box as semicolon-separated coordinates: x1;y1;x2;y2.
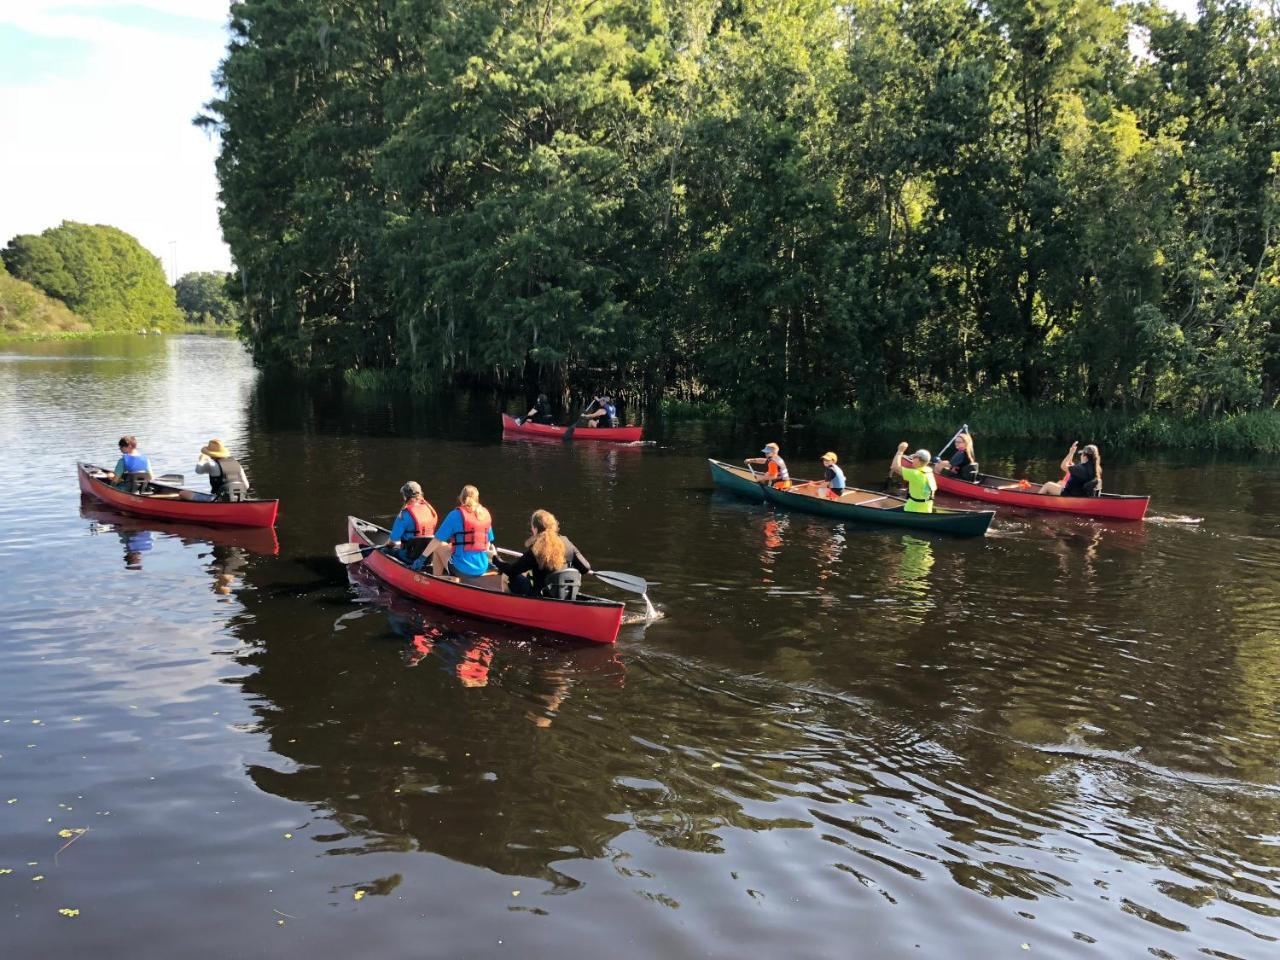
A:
121;452;150;474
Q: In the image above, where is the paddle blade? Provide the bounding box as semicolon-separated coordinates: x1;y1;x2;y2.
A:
334;542;368;565
592;570;648;594
155;474;184;485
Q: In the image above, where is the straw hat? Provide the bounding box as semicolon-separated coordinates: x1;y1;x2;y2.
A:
201;439;231;459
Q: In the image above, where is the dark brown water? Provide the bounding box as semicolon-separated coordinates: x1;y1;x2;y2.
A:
2;335;1278;958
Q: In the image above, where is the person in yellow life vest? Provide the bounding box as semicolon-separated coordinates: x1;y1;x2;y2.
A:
744;442;792;490
426;485;496;577
387;481;438;565
890;442;936;513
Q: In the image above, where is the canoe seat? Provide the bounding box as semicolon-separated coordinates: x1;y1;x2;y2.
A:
217;480;249;502
543;569;582;601
122;471;150;494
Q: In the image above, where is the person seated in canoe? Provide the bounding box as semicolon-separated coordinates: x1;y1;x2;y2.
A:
103;435;153;490
387;481;438;564
1038;442;1102;497
520;393;555;425
818;452;846;499
185;438;251;501
891;442;936;513
935;431;980;482
581;393;619;428
744;442;792;489
424;484;496;577
494;509;593;598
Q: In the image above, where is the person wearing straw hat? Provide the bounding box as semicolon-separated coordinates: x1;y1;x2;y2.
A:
890;442;936;513
194;439;249;499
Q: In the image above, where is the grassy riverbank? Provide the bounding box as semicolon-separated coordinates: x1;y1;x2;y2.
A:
661;396;1280;454
0;269;90;341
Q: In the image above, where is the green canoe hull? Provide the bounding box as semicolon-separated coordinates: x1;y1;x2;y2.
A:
709;458;994;537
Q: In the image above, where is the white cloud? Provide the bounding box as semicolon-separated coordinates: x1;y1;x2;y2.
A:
0;3;233;274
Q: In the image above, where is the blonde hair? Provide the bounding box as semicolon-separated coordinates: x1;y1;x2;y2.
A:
527;509;566;572
458;485;481;511
958;432;975;461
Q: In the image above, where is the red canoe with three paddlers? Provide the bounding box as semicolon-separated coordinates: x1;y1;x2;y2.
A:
500;413;643;443
342;516;628;645
77;462;279;528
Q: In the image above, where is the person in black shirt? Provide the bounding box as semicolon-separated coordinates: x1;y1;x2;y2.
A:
936;431;979;482
1039;442;1102;496
521;394;555;425
496;510;592;597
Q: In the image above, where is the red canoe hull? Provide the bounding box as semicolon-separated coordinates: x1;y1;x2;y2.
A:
934;472;1149;521
78;463;279;528
347;517;625;645
501;413;642;443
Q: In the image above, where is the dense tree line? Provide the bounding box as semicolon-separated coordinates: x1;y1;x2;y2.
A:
175;270;243;326
202;0;1280;417
1;221;181;332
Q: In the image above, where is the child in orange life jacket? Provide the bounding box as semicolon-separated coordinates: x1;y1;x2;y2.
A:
744;442;792;490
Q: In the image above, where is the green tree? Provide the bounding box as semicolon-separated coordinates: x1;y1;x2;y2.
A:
175;271;242;326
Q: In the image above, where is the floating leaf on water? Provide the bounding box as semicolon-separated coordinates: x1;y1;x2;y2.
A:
57;829;73;838
6;798;16;804
277;919;285;926
511;891;520;897
711;762;722;769
0;868;12;875
284;833;293;839
353;890;365;901
58;908;80;918
33;875;45;881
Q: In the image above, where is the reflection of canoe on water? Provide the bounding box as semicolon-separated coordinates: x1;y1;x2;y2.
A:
501;413;643;443
934;471;1149;521
77;462;279;528
708;459;995;537
347;516;626;645
80;501;280;555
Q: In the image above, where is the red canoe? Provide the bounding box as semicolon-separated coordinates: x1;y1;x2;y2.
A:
347;516;626;644
501;413;642;443
78;462;279;528
934;471;1149;521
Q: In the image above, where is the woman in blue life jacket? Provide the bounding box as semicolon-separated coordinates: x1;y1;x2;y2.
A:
425;485;496;577
104;435;153;489
387;481;439;565
581;393;619;428
1039;442;1103;497
890;442;936;513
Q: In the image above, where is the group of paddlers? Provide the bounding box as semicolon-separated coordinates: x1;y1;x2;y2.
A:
745;431;1103;513
519;393;619;428
387;482;593;599
104;435;250;501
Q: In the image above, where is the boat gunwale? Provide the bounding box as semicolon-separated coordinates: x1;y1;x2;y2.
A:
77;462;279;528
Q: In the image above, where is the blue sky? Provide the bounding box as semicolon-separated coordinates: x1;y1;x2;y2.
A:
0;0;1206;277
0;2;233;273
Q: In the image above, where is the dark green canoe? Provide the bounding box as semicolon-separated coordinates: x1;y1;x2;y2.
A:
708;459;995;537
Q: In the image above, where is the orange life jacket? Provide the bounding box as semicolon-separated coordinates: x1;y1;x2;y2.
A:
766;454;791;489
452;504;492;551
404;499;437;538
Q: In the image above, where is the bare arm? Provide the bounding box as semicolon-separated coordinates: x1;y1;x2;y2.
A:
1059;442;1078;474
890;442;909;477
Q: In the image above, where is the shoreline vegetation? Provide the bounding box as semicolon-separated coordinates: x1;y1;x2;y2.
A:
663;397;1280;454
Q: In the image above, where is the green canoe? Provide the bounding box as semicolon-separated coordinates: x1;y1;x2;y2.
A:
708;459;995;537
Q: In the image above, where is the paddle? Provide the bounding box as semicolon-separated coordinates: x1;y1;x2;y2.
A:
334;541;385;564
153;474;184;486
561;397;599;442
494;548;656;616
936;423;969;462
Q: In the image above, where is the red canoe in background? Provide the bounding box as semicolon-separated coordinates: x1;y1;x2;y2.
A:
934;471;1149;521
347;516;625;644
77;462;279;528
501;413;643;443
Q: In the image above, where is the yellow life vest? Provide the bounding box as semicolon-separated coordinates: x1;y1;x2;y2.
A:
902;466;936;514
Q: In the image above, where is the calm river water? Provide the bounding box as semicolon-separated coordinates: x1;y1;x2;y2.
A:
1;335;1277;958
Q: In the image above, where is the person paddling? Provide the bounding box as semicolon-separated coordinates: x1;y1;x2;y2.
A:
581;393;619;428
426;485;496;577
818;452;846;499
105;435;153;490
521;393;555;425
1039;442;1102;496
387;481;438;565
495;510;593;597
936;431;979;482
744;442;792;490
891;442;936;513
194;439;250;499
